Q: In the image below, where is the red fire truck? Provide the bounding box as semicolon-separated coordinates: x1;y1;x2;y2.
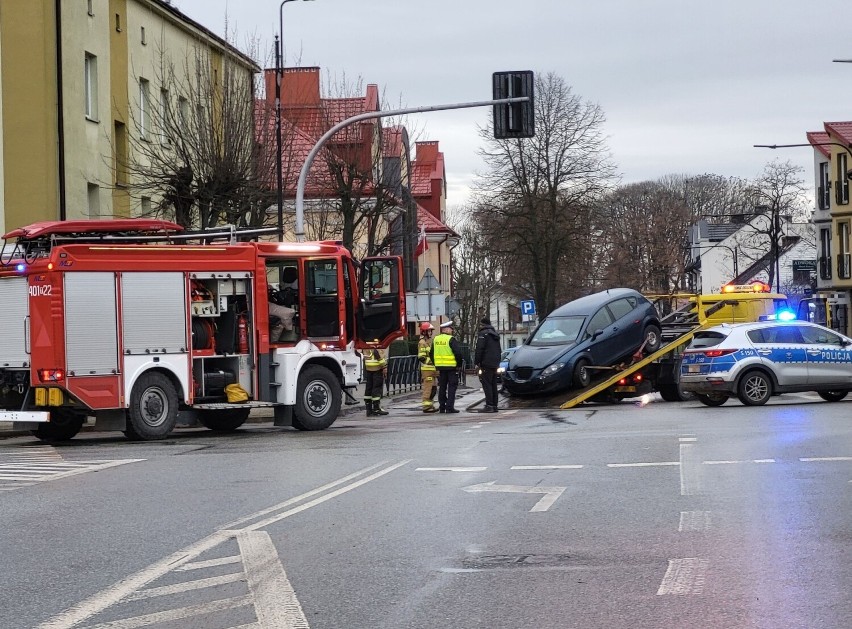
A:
0;220;406;441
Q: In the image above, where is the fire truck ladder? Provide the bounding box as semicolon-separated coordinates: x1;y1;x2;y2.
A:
557;297;738;410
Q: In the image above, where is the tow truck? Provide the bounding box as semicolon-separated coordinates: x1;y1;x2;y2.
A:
554;283;788;409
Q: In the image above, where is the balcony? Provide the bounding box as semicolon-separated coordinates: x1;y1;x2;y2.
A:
819;255;832;280
837;253;851;280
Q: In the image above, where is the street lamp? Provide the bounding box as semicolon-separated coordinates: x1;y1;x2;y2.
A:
275;0;314;241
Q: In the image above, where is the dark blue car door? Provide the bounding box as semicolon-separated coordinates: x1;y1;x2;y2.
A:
584;306;618;365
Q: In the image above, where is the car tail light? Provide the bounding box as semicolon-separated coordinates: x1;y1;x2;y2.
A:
702;349;737;358
38;369;64;383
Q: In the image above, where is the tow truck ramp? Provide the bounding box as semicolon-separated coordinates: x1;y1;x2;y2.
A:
557;324;709;410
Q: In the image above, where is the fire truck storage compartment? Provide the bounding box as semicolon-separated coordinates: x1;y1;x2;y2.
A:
189;274;251;355
65;273;119;375
192;355;252;399
0;276;30;368
120;272;187;355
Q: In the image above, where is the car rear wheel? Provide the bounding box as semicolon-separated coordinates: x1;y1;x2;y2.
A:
737;370;772;406
696;393;728;407
572;359;591;388
817;390;848;402
642;324;662;354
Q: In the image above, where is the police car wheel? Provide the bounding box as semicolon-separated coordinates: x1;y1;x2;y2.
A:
737;370;772;406
817;390;848;402
696;393;728;407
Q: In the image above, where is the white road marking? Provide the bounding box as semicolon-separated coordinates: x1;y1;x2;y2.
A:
800;457;852;462
607;462;679;468
510;465;583;470
416;467;487;472
79;595;253;629
38;461;410;629
679;511;711;532
680;443;703;496
657;558;709;595
238;530;310;629
678;437;697;442
462;481;566;512
0;452;144;490
126;572;245;601
176;555;241;571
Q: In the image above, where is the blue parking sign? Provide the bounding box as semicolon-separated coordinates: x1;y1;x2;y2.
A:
520;300;536;316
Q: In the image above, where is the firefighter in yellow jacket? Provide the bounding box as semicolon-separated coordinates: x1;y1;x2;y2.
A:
363;346;389;417
418;322;438;413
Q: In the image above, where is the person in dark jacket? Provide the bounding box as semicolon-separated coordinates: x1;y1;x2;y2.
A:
430;320;465;413
475;317;501;412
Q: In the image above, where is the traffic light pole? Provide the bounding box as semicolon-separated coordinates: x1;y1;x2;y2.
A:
293;96;529;241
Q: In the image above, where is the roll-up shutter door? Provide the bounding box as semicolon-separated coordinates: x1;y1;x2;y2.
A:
65;273;119;375
0;277;29;367
121;273;187;354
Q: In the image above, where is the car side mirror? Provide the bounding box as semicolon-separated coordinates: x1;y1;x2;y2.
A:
591;328;604;340
842;339;852;347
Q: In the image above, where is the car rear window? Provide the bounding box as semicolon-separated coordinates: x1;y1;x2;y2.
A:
689;331;728;349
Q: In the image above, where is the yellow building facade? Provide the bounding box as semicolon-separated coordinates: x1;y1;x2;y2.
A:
0;0;256;235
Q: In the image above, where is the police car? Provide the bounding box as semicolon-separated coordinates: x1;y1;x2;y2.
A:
680;320;852;407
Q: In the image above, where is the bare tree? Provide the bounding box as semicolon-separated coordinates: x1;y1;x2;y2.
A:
449;207;503;349
735;160;809;290
116;42;276;230
597;182;691;293
473;72;616;317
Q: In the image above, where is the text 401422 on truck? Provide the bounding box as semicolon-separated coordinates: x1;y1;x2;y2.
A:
0;220;406;441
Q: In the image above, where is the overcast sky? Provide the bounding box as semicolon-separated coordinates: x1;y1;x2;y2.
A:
173;0;850;208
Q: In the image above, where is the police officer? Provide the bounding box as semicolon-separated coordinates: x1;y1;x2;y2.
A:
475;317;501;413
430;320;464;413
363;346;389;417
418;322;438;413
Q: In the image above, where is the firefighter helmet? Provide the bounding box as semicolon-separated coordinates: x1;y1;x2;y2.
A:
420;322;434;332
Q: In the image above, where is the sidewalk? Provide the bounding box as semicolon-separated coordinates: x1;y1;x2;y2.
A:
0;380;478;439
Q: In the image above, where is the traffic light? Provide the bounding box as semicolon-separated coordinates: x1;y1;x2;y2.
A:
492;71;535;139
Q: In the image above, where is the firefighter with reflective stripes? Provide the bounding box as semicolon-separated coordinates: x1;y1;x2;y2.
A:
363;346;389;417
418;322;438;413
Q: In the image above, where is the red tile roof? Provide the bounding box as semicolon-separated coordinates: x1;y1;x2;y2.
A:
824;121;852;145
806;131;831;158
417;205;457;237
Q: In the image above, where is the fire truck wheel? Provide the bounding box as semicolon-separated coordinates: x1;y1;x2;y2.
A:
125;372;179;440
32;410;86;442
198;409;251;432
293;365;342;431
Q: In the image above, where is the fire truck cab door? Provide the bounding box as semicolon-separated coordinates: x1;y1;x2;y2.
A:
356;256;405;348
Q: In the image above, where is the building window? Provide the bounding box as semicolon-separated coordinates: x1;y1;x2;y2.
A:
141;27;146;45
139;78;150;139
114;121;127;186
819;162;831;210
838;221;851;279
820;228;832;280
140;196;152;216
178;96;189;127
84;53;98;120
87;183;100;218
159;88;170;145
837;153;849;205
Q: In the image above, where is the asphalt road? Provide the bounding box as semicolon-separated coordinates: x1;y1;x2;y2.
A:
1;390;850;629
